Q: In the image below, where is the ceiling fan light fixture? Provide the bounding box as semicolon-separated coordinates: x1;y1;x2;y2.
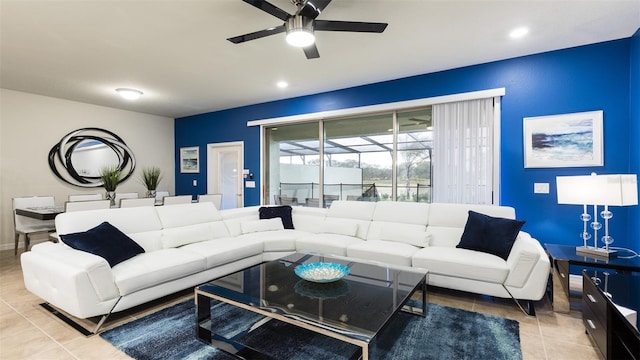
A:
285;16;315;47
116;88;143;100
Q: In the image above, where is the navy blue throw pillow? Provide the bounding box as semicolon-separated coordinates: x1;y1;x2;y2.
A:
259;205;294;229
457;210;525;260
61;222;145;267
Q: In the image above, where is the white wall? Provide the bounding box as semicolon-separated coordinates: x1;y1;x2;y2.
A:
0;89;175;251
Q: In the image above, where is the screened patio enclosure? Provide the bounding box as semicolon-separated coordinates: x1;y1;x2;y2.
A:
265;109;433;207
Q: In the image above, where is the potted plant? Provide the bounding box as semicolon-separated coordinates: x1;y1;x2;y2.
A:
141;166;162;198
99;165;122;206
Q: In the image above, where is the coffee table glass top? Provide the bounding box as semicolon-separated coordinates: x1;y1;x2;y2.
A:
197;253;427;342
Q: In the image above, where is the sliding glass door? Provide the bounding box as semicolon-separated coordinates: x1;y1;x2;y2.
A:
265;122;319;206
263;107;434;206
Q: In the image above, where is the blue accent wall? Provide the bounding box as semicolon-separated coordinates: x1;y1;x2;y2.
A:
176;35;637;249
629;29;640;245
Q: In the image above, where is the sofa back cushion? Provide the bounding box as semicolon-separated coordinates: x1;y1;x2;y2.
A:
221;206;261;236
427;203;516;247
291;206;327;232
156;202;229;248
155;202;222;227
326;201;375;239
367;202;430;246
368;222;430;247
240;218;285;234
55;206;163;252
372;201;429;225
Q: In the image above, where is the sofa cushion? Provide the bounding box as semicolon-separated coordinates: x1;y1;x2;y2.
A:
239;229;311;252
381;228;431;248
322;220;358;237
457;211;525;260
295;233;364;256
155;202;222;228
327;200;376;220
180;237;264;268
241;218;284;234
112;248;206;295
372;201;429;225
347;240;418;266
61;222;145;267
291;206;328;232
55;206;163;235
161;221;230;248
412;247;509;284
221;206;261;237
259;205;294;229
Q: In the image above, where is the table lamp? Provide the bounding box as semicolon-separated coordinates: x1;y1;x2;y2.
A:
556;173;638;258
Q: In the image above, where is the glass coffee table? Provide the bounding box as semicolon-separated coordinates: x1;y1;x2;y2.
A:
196;253;428;360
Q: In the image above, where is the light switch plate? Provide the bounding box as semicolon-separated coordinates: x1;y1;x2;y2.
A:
534;182;549;194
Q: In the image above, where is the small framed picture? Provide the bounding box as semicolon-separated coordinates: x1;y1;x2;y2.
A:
180;146;200;173
523;110;603;168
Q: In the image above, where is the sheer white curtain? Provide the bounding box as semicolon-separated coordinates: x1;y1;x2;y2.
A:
432;98;495;204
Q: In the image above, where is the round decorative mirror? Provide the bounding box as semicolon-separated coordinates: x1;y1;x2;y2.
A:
49;128;135;187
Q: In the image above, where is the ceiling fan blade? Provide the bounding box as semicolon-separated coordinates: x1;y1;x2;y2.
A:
303;44;320;59
242;0;291;21
315;20;388;33
227;25;285;44
299;0;332;19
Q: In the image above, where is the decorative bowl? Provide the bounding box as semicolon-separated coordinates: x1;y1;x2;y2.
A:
294;262;350;283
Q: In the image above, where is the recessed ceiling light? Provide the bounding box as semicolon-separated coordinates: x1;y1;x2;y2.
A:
277;81;288;89
116;88;143;100
509;27;529;39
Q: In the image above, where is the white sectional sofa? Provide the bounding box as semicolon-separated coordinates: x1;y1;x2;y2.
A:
21;200;549;331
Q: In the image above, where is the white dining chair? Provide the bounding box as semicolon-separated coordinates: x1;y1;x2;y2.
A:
114;192;139;207
13;196;57;255
197;194;222;209
155;191;170;203
64;199;111;212
120;197;156;208
162;195;193;205
68;193;102;202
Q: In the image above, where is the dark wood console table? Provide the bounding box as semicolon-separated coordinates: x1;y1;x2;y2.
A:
545;244;640;313
582;270;639;359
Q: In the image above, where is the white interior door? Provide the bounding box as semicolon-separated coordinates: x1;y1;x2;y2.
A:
207;142;243;209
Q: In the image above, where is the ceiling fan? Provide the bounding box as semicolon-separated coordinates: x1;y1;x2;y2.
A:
227;0;388;59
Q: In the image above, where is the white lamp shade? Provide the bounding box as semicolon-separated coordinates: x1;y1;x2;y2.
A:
557;174;638;206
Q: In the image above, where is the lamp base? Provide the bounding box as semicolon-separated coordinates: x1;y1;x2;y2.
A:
576;245;618;259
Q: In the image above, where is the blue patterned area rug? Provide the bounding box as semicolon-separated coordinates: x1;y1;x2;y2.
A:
100;299;521;360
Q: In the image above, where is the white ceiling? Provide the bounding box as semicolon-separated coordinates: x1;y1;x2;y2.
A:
1;0;639;119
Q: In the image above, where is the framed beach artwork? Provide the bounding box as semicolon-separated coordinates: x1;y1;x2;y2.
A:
180;146;200;173
523;110;603;168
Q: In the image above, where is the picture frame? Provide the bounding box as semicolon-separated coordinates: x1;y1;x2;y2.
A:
180;146;200;173
523;110;603;168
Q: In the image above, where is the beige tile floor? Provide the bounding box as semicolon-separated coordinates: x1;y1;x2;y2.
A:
0;248;602;360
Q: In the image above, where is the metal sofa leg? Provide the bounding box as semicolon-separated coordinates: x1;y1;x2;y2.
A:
502;284;536;316
40;297;122;336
